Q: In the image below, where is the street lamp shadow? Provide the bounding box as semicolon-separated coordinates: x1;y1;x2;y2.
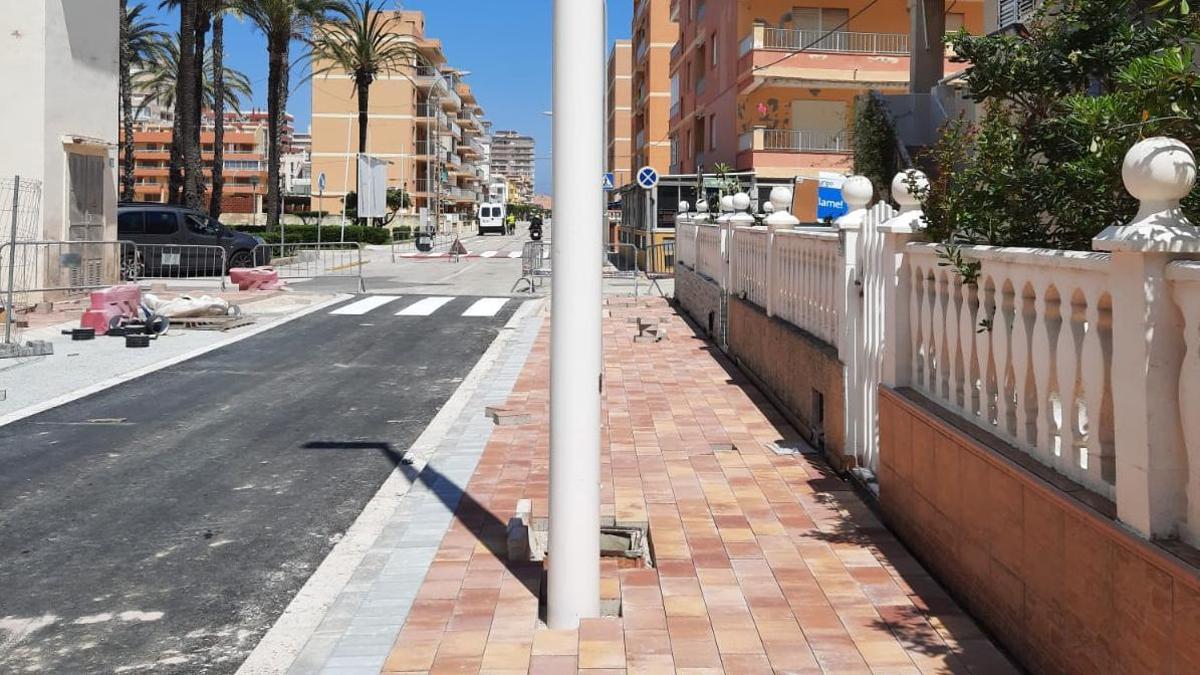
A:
301;440;542;599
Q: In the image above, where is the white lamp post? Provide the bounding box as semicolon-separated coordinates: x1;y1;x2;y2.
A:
547;0;603;629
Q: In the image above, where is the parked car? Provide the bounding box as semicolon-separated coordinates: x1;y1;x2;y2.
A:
116;203;266;278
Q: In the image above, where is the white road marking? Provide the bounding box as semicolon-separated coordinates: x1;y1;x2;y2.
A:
479;251;498;258
329;295;401;315
507;251;521;258
462;298;508;317
396;296;455;316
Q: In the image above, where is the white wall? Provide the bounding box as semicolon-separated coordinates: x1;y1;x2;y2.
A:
0;0;118;241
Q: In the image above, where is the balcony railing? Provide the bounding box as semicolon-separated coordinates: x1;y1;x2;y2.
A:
754;27;909;56
739;127;851;153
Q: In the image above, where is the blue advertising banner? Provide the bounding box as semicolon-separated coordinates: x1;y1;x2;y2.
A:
816;172;848;222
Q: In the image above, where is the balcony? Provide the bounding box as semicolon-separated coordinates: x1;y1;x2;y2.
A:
735;127;852;176
738;25;923;92
739;127;850;153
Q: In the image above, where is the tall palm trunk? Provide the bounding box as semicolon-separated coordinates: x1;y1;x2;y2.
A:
179;0;204;210
193;9;210;208
265;34;289;228
356;74;371;226
119;0;135;202
209;12;225;218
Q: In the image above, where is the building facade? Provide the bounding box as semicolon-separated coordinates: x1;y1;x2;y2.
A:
607;40;634;188
0;0;119;241
310;9;488;222
631;0;677;176
668;0;982;180
489;130;535;203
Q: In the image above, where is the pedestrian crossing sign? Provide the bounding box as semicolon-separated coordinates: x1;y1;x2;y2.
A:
602;172;615;191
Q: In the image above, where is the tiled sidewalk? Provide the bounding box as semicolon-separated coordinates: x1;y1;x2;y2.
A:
380;297;1018;674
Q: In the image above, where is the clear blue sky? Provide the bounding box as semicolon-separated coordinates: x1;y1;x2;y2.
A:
140;0;635;195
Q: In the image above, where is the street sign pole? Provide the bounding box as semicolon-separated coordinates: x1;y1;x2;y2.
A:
547;0;602;630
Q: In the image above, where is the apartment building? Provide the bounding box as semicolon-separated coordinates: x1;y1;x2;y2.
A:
606;40;634;189
631;0;678;175
490;130;535;203
668;0;982;181
120;111;296;214
310;10;488;221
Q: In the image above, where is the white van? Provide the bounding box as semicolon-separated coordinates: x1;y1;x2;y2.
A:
478;202;506;235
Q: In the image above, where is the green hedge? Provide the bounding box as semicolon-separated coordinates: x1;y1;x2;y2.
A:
235;224;392;245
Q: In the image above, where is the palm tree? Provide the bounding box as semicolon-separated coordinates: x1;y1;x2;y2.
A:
311;1;416;160
240;0;338;228
175;0;204;209
136;40;254;117
119;1;169;203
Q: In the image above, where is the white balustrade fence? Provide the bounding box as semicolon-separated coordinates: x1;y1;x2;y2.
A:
773;229;840;345
676;221;697;268
672;138;1200;546
732;227;768;308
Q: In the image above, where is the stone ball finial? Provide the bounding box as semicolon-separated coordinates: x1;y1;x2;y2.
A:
1123;137;1197;204
732;192;751;211
678;200;690;213
763;201;775;214
720;195;735;213
769;186;792;212
842;175;873;209
696;199;709;213
892;170;927;211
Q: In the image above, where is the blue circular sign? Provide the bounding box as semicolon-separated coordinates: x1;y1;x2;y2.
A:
637;166;659;190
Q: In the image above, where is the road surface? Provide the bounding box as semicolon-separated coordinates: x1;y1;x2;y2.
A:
0;293;521;673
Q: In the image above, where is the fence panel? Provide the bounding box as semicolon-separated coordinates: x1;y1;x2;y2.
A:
676;222;697;267
126;243;228;290
693;225;722;282
641;240;676;279
732;227;768;308
603;243;638;278
2;240;130;343
906;244;1116;499
773;229;839;345
253;242;365;292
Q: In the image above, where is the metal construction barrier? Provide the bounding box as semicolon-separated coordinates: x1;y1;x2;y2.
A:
124;243;228;290
640;240;676;297
253;241;366;292
512;239;551;293
2;239;130;343
390;231;457;262
603;243;640;296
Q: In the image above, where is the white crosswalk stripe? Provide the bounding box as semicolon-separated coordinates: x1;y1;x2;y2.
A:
479;251;498;258
507;251;522;258
330;295;401;315
396;296;455;316
462;298;508;317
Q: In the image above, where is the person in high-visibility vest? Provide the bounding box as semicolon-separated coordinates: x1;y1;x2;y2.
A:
506;213;516;234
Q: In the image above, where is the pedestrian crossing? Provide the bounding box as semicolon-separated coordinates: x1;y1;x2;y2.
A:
397;250;540;260
329;295;513;319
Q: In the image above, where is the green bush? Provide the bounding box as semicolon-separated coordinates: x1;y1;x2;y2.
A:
917;0;1200;250
241;225;391;245
852;95;899;203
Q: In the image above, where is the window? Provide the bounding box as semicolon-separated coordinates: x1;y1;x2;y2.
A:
68;153;104;226
946;12;965;33
792;6;849;32
187;213;219;236
693;117;705;157
144;211;178;235
709;115;717;150
711;33;719;67
118;211;145;236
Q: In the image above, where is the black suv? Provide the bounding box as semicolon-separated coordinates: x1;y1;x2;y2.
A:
117;203;265;276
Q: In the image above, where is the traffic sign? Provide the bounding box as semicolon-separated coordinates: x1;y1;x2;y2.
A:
636;166;659;190
602;172;615;191
317;172;327;193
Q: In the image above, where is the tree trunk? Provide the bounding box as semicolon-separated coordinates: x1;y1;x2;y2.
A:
119;0;135;202
179;0;204;211
356;76;371;226
209;11;225;218
169;113;183;203
265;35;289;228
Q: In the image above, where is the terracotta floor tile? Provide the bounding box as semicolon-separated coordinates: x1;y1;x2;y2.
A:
531;629;578;656
527;654;577;675
382;638;440;672
479;640;531;671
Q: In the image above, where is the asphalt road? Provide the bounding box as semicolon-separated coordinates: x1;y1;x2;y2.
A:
0;295;519;673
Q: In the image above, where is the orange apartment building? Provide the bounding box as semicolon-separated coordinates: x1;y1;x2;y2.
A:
668;0;981;180
606;39;634;189
310;10;487;222
122;111;294;214
631;0;678;178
